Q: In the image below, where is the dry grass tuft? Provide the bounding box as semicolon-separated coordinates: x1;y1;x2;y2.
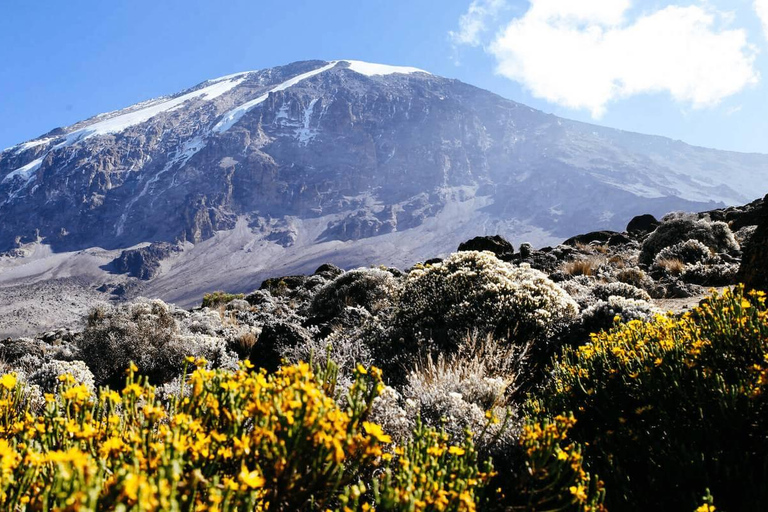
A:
575;242;609;254
562;256;607;277
608;255;627;268
655;258;686;276
238;332;258;354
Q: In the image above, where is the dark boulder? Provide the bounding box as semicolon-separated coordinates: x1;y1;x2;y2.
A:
627;214;660;234
110;242;181;280
608;233;632;246
514;249;559;273
738;194;768;291
248;321;312;372
259;275;309;294
706;196;764;231
0;338;48;364
313;263;344;280
457;235;514;261
563;231;619;247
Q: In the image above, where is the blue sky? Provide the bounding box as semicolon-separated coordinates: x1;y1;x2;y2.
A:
1;0;767;153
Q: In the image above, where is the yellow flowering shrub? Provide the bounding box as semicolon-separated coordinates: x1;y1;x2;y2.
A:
532;285;768;510
0;359;390;511
340;422;495;512
506;415;605;512
0;358;496;512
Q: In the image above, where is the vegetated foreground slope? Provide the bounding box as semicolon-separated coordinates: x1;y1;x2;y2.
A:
1;59;768;333
1;194;767;510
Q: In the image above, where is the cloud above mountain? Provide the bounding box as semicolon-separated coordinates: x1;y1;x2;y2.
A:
449;0;507;47
453;0;760;118
757;0;768;41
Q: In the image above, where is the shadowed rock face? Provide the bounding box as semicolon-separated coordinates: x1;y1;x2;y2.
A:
110;242;182;280
738;195;768;291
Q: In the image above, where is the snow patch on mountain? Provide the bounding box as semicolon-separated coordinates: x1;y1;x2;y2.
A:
296;98;319;144
207;71;254;83
213;60;429;134
0;158;44;206
66;75;247;144
3;138;54;155
2;158;43;186
1;74;249;199
343;60;429;76
213;62;340;133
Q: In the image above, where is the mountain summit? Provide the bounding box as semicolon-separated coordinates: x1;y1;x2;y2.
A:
1;59;767;320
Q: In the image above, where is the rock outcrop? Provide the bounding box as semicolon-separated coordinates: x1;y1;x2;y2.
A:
627;215;660;235
457;235;515;261
738;194;768;291
111;242;182;280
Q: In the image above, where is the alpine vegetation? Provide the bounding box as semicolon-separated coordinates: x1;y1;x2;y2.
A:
0;194;767;510
397;251;578;354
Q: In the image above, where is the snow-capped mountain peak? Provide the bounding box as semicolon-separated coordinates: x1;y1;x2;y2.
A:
1;59;767;308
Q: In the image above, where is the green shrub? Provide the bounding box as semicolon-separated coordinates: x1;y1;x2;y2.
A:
531;286;768;510
201;291;245;308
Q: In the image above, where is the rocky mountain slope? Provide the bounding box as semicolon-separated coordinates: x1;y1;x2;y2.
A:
1;59;768;335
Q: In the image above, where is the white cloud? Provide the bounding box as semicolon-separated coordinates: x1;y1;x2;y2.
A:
449;0;507;47
485;1;759;117
526;0;631;27
756;0;768;40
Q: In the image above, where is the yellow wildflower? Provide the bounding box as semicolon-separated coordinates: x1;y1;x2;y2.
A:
363;421;392;444
0;373;17;391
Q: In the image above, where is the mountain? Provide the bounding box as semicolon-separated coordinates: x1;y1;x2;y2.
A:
1;59;768;335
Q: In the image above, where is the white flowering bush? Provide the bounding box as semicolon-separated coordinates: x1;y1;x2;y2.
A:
734;225;757;247
580;296;660;336
0;363;44;412
28;360;95;394
405;354;507;426
592;282;651;302
282;315;376;392
654;239;711;266
5;353;44;376
310;268;401;321
370;334;519;452
558;276;597;309
79;298;238;387
682;262;739;286
368;385;417;443
640;214;739;264
397;251;578;352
